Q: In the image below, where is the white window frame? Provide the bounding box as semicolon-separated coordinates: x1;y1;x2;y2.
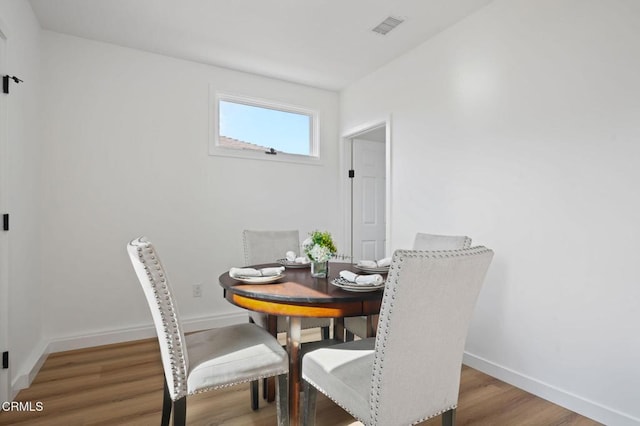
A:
209;90;321;165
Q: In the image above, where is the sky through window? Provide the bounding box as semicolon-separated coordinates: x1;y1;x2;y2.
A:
219;100;312;155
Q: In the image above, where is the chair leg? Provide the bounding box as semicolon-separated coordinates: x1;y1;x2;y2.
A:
442;408;456;426
302;380;317;426
334;318;345;342
161;379;172;426
251;380;259;410
248;315;265;404
276;373;289;426
345;330;355;342
321;326;330;340
173;397;186;426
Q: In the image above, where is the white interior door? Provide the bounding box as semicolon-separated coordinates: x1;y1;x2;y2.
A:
352;137;386;261
0;25;10;402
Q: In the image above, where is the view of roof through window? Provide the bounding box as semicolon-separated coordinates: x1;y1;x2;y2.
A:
218;99;313;156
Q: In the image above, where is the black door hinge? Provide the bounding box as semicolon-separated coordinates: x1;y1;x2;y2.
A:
3;214;8;231
2;351;8;369
348;169;355;178
3;75;23;94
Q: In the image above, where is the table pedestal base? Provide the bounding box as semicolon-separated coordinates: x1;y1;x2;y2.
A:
287;316;302;425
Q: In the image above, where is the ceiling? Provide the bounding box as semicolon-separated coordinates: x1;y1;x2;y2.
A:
29;0;493;91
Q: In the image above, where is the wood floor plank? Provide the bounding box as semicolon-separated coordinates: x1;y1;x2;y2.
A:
42;339;159;369
0;338;602;425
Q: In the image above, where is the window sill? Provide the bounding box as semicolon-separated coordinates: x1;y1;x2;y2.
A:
208;146;323;166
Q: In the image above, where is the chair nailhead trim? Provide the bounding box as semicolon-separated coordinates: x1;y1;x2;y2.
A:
302;376;369;424
188;370;289;397
133;239;189;400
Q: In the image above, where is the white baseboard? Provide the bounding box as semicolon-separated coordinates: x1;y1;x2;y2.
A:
463;351;640;426
46;311;248;353
10;312;248;397
10;338;48;400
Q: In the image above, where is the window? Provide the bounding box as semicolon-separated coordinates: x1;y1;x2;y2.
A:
210;93;320;163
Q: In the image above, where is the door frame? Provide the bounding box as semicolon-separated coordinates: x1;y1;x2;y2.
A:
0;18;11;403
340;116;392;261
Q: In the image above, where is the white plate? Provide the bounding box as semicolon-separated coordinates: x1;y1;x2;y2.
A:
354;265;390;274
277;259;311;269
331;277;385;292
232;274;285;284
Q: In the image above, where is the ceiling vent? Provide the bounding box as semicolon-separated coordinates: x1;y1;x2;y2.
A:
371;16;405;35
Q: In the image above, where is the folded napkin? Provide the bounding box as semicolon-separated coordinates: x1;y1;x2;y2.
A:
283;251;310;264
339;270;384;286
230;266;285;278
357;257;392;268
356;260;377;268
260;267;285;276
376;257;392;267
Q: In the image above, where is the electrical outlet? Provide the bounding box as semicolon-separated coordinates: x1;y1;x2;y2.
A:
192;283;203;298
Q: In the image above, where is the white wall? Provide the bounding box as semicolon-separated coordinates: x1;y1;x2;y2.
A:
0;0;44;395
341;0;640;424
39;32;340;343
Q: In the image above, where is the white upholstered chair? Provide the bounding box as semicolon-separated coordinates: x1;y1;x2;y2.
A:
413;232;472;251
127;237;289;426
344;232;473;340
302;247;493;426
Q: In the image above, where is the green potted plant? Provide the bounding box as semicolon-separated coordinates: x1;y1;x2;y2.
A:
303;231;337;278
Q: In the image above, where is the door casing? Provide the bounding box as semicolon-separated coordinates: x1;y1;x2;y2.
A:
340;117;392;262
0;19;11;403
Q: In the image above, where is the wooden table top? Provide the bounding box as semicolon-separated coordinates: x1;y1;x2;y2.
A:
219;262;385;317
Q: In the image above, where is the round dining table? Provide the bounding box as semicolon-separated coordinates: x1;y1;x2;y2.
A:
219;262;385;425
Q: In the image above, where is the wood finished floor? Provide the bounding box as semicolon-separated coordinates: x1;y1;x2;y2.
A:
0;335;601;426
